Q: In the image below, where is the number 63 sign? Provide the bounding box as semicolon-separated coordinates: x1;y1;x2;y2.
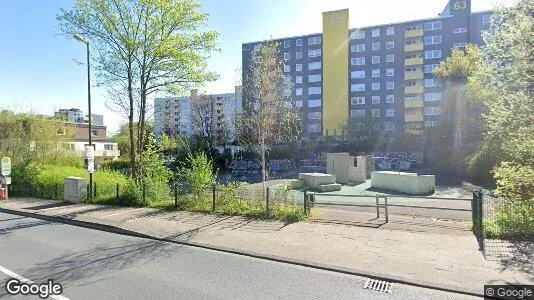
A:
454;0;468;10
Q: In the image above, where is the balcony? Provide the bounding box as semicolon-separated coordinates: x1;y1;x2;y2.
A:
405;28;424;38
404;100;424;108
405;114;424;122
404;57;424;66
405;85;424;94
404;43;424;52
405;128;424;136
405;71;424;80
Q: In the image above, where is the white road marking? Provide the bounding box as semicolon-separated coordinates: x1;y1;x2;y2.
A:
0;265;70;300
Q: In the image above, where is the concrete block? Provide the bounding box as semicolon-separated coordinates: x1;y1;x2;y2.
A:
64;176;87;203
298;173;336;190
317;183;342;192
370;171;435;195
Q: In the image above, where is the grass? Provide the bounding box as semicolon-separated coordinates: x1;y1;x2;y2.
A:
483;200;534;239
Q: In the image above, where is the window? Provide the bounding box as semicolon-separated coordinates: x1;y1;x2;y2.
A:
482;15;491;24
351;57;366;66
296;64;302;72
351;84;366;92
386;26;395;35
405;67;417;72
385;122;395;130
405;81;417;87
295;100;303;108
351;97;365;105
372;56;381;64
425;79;439;87
355;123;366;131
253;44;261;51
386;68;395;77
284;40;291;48
372;69;380;78
253;56;260;64
283;52;291;61
386;54;395;63
308;112;322;120
351;70;366;79
372;109;380;117
284;76;291;84
308;36;322;45
453;42;467;48
351;110;365;118
424;64;439;73
424;107;441;115
386;41;395;50
308;49;322;58
308;87;322;95
386;81;395;90
296;51;302;60
351;44;366;53
424;21;442;31
386;95;395;103
425;92;442;101
424;35;442;45
372;96;380;104
296;39;303;47
104;144;114;151
351;30;365;39
308;124;322;133
372;82;381;91
308;99;322;107
453;27;468;34
372;42;380;50
406;95;420;101
386;108;395;117
284;64;290;72
295;76;302;84
308;74;322;82
308;62;322;70
425;49;442;59
296;88;303;96
372;28;380;37
91;129;98;136
425;121;439;127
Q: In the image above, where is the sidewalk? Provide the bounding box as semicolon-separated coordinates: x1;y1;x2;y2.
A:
1;197;532;296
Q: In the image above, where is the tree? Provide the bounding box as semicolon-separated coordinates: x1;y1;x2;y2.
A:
431;45;485;174
465;0;534;194
238;41;300;195
58;0;218;183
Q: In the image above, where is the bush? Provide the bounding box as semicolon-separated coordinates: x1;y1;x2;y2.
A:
177;152;217;195
493;162;534;201
484;199;534;239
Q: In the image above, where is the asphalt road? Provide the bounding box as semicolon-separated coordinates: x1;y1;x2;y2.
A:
0;212;475;300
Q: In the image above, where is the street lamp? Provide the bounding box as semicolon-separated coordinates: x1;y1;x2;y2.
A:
73;34;93;201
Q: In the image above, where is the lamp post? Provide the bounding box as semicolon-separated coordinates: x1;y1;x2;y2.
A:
73;34;93;201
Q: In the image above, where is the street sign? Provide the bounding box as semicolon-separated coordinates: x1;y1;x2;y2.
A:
85;146;95;174
1;157;11;176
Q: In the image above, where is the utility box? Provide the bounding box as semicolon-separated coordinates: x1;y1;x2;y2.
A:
64;177;87;203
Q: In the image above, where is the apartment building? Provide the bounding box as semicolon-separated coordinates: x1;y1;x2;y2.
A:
242;0;492;138
154;86;243;145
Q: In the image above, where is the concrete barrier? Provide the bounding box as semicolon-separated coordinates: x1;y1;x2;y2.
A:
327;153;366;184
64;177;87;203
371;171;435;195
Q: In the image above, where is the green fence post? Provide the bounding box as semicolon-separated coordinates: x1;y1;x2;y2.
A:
93;182;97;199
174;181;178;208
266;187;270;214
376;195;380;219
116;183;119;202
212;184;216;213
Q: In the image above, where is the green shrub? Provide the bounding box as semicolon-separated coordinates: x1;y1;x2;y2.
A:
484;199;534;239
493;162;534;201
177;152;217;195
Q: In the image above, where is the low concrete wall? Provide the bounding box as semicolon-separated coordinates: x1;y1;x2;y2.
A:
298;173;336;190
371;171;435;195
327;153;366;184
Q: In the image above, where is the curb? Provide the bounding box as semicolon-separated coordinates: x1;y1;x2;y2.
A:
0;206;483;298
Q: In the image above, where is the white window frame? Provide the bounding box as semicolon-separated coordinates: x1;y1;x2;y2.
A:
424;35;442;45
371;28;380;37
295;51;302;60
453;27;468;34
424;107;441;115
308;124;322;133
372;69;380;78
284;40;291;48
385;122;395;130
372;82;381;91
425;92;442;102
351;70;366;79
386;68;394;77
296;39;303;47
308;87;322;95
308;99;322;108
386;95;395;103
351;30;365;39
424;21;442;31
308;36;322;45
372;96;380;104
372;42;380;51
351;84;366;92
386;108;395;117
308;49;322;58
308;112;322;120
351;97;366;105
296;64;303;72
372;56;381;64
295;88;303;96
386;41;395;50
351;109;365;118
372;109;380;118
283;52;291;60
453;42;467;48
351;44;366;53
351;57;366;66
308;74;322;83
308;62;322;70
425;79;439;87
425;49;442;59
283;64;290;72
482;15;491;24
386;54;395;63
386;81;395;90
424;64;438;74
386;26;395;36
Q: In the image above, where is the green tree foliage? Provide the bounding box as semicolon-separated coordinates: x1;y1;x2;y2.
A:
58;0;218;183
238;41;300;196
177;152;216;195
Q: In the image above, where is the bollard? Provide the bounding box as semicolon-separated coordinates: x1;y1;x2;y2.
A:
212;184;216;212
385;196;389;223
116;183;119;202
304;192;308;214
266;187;270;214
94;183;97;198
375;195;380;219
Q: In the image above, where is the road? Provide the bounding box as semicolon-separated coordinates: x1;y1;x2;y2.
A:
0;212;475;299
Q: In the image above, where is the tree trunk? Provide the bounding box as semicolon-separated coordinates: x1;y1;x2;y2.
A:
127;65;138;184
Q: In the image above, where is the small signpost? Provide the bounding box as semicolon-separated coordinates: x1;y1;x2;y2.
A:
85;145;95;174
1;157;11;176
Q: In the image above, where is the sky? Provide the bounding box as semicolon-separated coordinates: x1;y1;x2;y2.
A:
0;0;515;135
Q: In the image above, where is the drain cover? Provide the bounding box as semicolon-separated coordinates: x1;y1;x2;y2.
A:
364;278;393;293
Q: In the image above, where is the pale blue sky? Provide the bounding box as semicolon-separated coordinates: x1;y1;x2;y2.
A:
0;0;513;134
